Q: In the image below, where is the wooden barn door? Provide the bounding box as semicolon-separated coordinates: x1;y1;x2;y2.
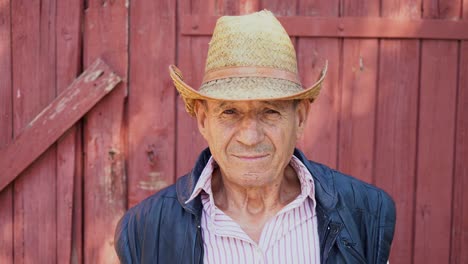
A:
0;0;467;263
0;1;84;263
173;0;468;263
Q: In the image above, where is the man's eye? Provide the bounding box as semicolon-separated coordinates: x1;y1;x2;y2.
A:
265;109;280;115
222;109;236;115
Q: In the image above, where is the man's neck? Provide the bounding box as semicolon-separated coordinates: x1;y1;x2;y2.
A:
211;165;301;243
213;165;300;211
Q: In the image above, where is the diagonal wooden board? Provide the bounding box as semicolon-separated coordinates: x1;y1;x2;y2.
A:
0;58;122;192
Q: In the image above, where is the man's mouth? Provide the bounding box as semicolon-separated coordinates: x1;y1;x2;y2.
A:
233;154;269;160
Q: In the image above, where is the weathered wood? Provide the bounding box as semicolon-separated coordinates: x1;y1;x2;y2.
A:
0;0;13;262
450;2;468;262
338;0;379;184
0;2;465;264
413;1;460;263
376;41;420;264
239;0;259;14
423;0;462;19
261;0;296;16
414;39;457;264
128;0;176;207
56;128;79;264
375;2;421;263
216;0;239;15
465;0;468;17
0;1;12;149
297;0;340;168
181;15;468;39
11;1;58;262
0;190;13;263
56;2;84;263
0;59;121;192
450;40;468;264
176;0;215;177
83;1;128;263
71;123;84;264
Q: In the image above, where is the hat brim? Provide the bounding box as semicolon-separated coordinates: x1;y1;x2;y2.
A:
169;62;328;116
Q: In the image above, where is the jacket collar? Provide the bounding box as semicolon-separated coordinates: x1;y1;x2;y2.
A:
176;148;338;215
176;148;212;217
292;148;338;211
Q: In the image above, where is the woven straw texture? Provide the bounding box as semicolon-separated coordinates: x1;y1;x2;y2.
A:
168;10;328;116
204;11;298;74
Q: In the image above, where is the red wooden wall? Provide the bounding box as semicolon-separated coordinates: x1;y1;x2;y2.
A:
0;0;467;263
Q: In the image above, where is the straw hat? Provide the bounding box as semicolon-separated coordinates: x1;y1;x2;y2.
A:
169;10;327;116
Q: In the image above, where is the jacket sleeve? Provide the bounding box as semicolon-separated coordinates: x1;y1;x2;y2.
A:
115;208;141;264
376;190;397;263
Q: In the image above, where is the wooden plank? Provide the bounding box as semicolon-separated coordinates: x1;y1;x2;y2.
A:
375;40;420;264
297;0;340;168
83;1;128;263
413;39;457;264
0;0;12;262
56;1;83;263
375;2;421;263
0;190;13;263
0;59;121;192
465;0;468;18
11;1;58;262
71;124;84;264
422;0;462;19
451;3;468;261
0;0;11;149
193;0;239;15
181;15;468;40
338;1;379;184
261;0;297;16
127;0;176;207
56;128;78;264
450;41;468;264
413;1;460;262
239;0;259;14
221;0;239;15
175;0;216;177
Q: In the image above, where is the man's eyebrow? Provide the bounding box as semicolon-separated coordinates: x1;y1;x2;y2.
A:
261;101;287;109
211;101;230;112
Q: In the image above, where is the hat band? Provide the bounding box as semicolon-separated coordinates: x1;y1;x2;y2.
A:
202;66;301;85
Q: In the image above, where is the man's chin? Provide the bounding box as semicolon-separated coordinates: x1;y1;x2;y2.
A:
234;172;276;185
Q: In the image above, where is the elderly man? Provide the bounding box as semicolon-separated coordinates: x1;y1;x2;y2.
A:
115;11;396;264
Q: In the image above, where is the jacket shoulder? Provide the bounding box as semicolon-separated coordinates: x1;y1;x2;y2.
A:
309;160;396;263
114;183;179;263
311;160;395;216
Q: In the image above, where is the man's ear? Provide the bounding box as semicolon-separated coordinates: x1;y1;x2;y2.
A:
194;100;208;139
296;99;310;138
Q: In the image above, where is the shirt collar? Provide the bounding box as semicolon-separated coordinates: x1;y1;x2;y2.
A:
185;156;216;204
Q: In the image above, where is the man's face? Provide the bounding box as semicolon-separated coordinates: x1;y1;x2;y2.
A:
195;99;309;188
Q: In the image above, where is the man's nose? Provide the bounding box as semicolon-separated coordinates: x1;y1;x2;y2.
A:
236;116;265;146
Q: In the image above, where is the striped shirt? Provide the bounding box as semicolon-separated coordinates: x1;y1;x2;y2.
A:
186;155;320;264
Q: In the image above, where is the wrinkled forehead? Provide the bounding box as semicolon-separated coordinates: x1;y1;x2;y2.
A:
202;99;300;111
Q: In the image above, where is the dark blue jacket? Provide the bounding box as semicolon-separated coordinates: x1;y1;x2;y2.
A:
115;148;396;263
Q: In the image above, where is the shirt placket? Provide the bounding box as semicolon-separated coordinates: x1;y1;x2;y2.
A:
254;245;265;264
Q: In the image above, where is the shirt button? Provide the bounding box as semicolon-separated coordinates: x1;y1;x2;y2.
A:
255;247;263;264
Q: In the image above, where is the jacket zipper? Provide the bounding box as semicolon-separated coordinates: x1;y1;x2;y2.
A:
195;218;203;264
339;239;367;264
322;222;341;263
